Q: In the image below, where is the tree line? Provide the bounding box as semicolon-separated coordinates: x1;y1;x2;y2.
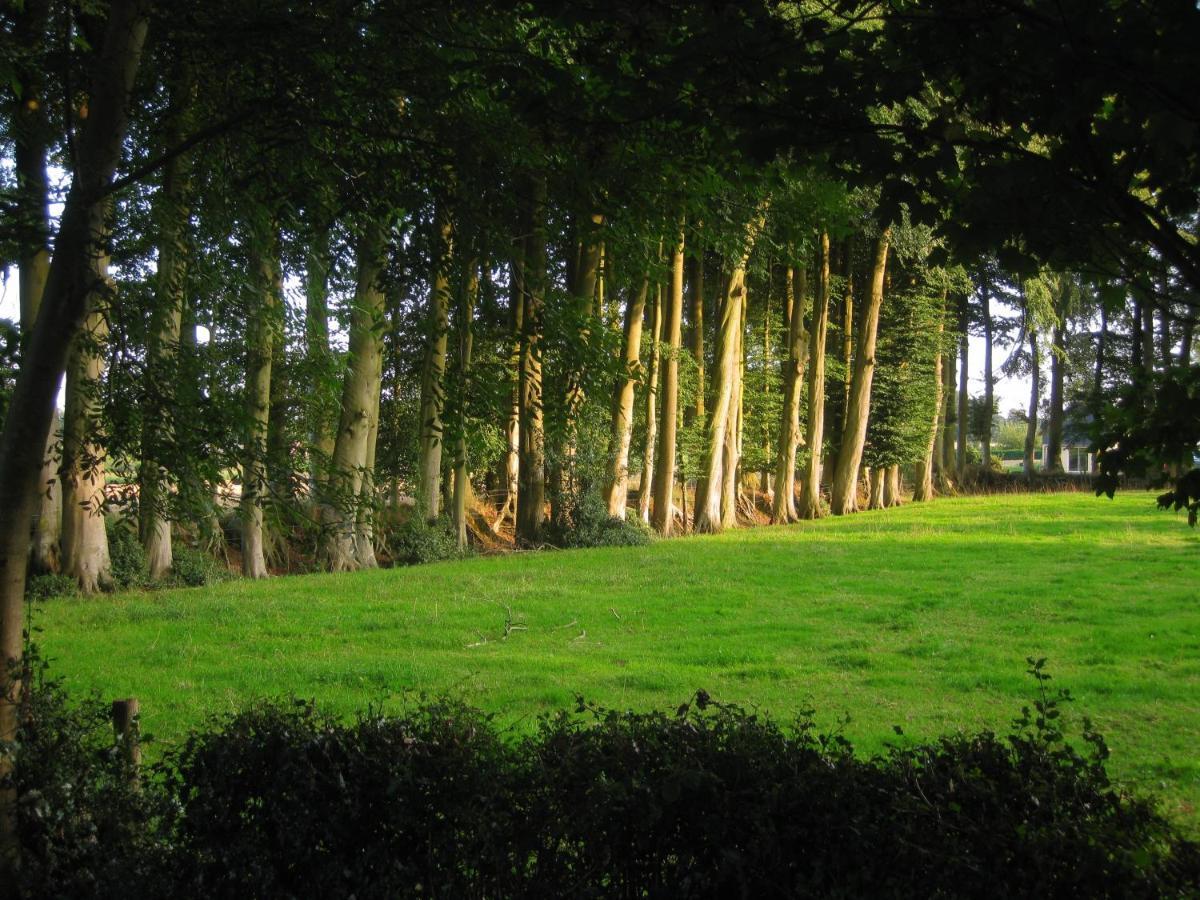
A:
1;0;1197;873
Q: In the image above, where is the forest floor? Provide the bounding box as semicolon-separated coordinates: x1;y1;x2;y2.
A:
34;491;1200;831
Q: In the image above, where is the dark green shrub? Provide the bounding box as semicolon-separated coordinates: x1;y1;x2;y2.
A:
389;512;463;565
7;652;167;898
105;518;148;590
23;573;78;601
169;545;229;587
548;490;652;549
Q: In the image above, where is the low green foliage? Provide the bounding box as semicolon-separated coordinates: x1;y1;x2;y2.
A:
168;545;230;588
388;512;465;566
10;659;1199;897
24;573;78;602
105;518;149;591
546;491;653;549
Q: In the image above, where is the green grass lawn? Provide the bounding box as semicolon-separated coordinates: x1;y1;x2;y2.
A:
33;491;1200;829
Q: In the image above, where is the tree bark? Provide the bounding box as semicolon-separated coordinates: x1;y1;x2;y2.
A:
912;296;946;503
867;467;884;509
1024;330;1040;477
452;259;477;552
719;277;747;527
61;247;113;595
981;286;993;470
940;320;957;486
139;78;193;580
693;206;768;532
1139;296;1155;374
797;233;831;520
495;245;524;532
1045;319;1065;473
317;225;386;571
240;229;281;579
688;250;705;426
13;0;59;576
516;181;547;545
955;308;969;477
884;465;902;508
417;210;453;519
830;230;891;516
652;225;685;534
772;264;810;523
602;277;648;518
305;221;336;484
638;285;662;524
0;0;150;872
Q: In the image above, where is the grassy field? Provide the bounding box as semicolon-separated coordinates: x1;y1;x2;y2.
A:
33;492;1200;829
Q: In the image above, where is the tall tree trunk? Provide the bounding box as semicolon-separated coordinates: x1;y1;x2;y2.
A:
772;264;810;523
0;2;149;869
1024;330;1040;477
516;181;547;545
495;247;524;532
638;285;663;524
653;225;685;534
797;233;831;520
1158;304;1172;369
941;322;957;485
139;80;193;580
452;259;477;552
305;221;336;484
1093;305;1107;415
839;241;855;438
720;279;747;527
688;250;705;426
1131;295;1144;373
241;229;281;579
955;311;969;477
355;348;382;570
693;207;769;532
830;230;891;516
417;210;452;519
13;0;59;576
1181;315;1194;367
884;465;902;507
867;467;885;509
317;225;386;571
602;277;648;517
981;286;993;470
1045;319;1065;473
912;296;946;502
1139;296;1155;374
61;243;113;595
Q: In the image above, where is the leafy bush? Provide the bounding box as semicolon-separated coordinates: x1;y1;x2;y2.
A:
105;518;148;590
10;658;1199;897
24;573;79;602
8;652;166;898
169;545;230;587
390;512;463;565
548;490;652;549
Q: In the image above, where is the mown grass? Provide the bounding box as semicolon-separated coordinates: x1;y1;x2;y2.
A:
32;491;1200;829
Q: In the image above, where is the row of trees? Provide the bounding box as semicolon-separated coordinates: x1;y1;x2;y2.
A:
2;0;1197;874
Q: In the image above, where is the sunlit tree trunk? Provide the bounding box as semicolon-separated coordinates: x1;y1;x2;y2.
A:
1024;330;1040;477
638;285;662;524
452;259;478;552
355;353;381;570
603;277;647;517
61;245;113;595
694;207;768;532
418;210;453;519
1045;319;1065;473
720;283;747;527
955;307;969;477
884;465;902;508
797;233;831;520
516;181;547;545
241;229;281;579
318;225;386;571
981;286;993;471
653;225;685;534
912;298;945;503
940;323;957;487
830;230;890;516
772;264;809;523
840;241;855;437
495;247;523;532
688;250;705;426
867;467;884;509
0;2;149;870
